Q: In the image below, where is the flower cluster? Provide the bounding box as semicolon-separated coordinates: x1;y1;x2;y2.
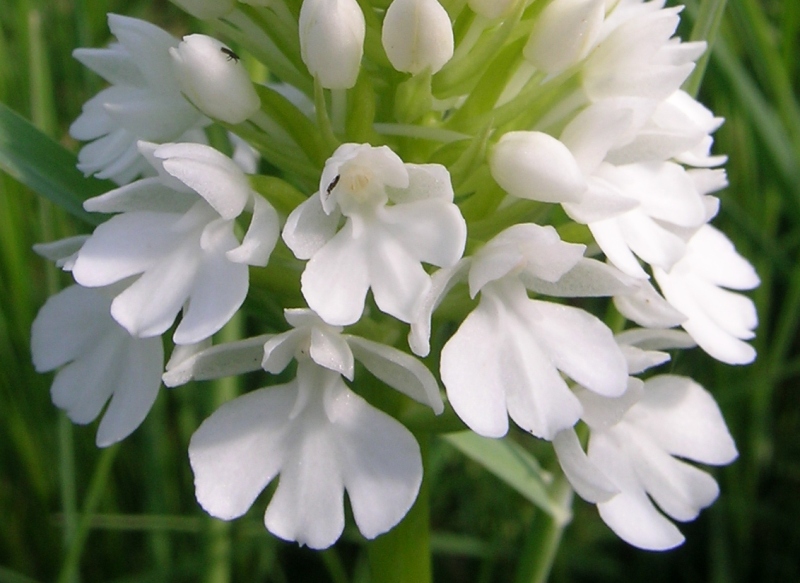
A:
32;0;758;553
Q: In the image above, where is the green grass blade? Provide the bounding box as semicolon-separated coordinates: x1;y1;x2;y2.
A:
443;432;571;526
0;102;107;226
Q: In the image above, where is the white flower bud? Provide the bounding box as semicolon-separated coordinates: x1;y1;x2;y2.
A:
299;0;366;89
170;35;261;124
468;0;516;19
490;131;587;203
382;0;454;75
170;0;235;19
523;0;605;74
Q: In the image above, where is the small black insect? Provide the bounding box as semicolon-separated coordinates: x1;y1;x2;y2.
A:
325;175;340;197
220;47;240;63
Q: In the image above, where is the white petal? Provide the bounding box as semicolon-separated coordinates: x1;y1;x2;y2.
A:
95;334;163;446
684;225;759;290
325;380;422;539
72;45;145;87
157;142;251;219
575;377;644;430
72;211;183;288
263;330;304;374
346;336;443;413
627;430;720;522
264;394;347;547
613;279;687;328
560;102;636;174
163;334;271;387
190;384;296;520
630;375;738;465
381;198;466;268
532;300;628;398
553;429;618;503
562;176;639;224
386;163;454;204
226;196;279;266
283;193;341;260
617;211;687;271
523;257;635;297
310;326;355;380
301;222;370;326
440;294;510;437
589;218;649;279
590;433;686;550
408;259;470;357
368;233;432;323
83;177;196;214
33;236;89;271
31;286;114;372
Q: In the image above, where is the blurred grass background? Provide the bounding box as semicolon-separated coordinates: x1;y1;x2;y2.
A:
0;0;798;581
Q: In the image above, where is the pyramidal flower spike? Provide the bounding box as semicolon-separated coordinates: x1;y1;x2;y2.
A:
70;14;207;185
299;0;366;89
381;0;455;75
170;34;261;124
32;0;763;558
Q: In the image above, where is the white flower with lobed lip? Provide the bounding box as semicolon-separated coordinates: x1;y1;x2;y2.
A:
299;0;366;89
381;0;454;75
187;308;442;548
282;143;467;326
31;285;163;447
554;374;738;550
170;35;261;124
70;14;207;185
434;224;630;440
71;141;279;345
653;224;760;364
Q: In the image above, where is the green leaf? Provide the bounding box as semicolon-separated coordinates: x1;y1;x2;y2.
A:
442;431;572;525
0;102;109;225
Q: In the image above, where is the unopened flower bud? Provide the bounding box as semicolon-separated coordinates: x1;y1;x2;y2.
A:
490;131;587;203
299;0;365;89
170;0;234;19
382;0;454;75
170;35;261;124
523;0;605;74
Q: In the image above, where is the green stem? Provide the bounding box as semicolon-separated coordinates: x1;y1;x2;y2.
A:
57;446;119;583
513;475;573;583
368;434;432;583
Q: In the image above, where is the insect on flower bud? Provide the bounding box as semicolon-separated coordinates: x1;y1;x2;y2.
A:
381;0;454;75
299;0;366;89
170;34;261;124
